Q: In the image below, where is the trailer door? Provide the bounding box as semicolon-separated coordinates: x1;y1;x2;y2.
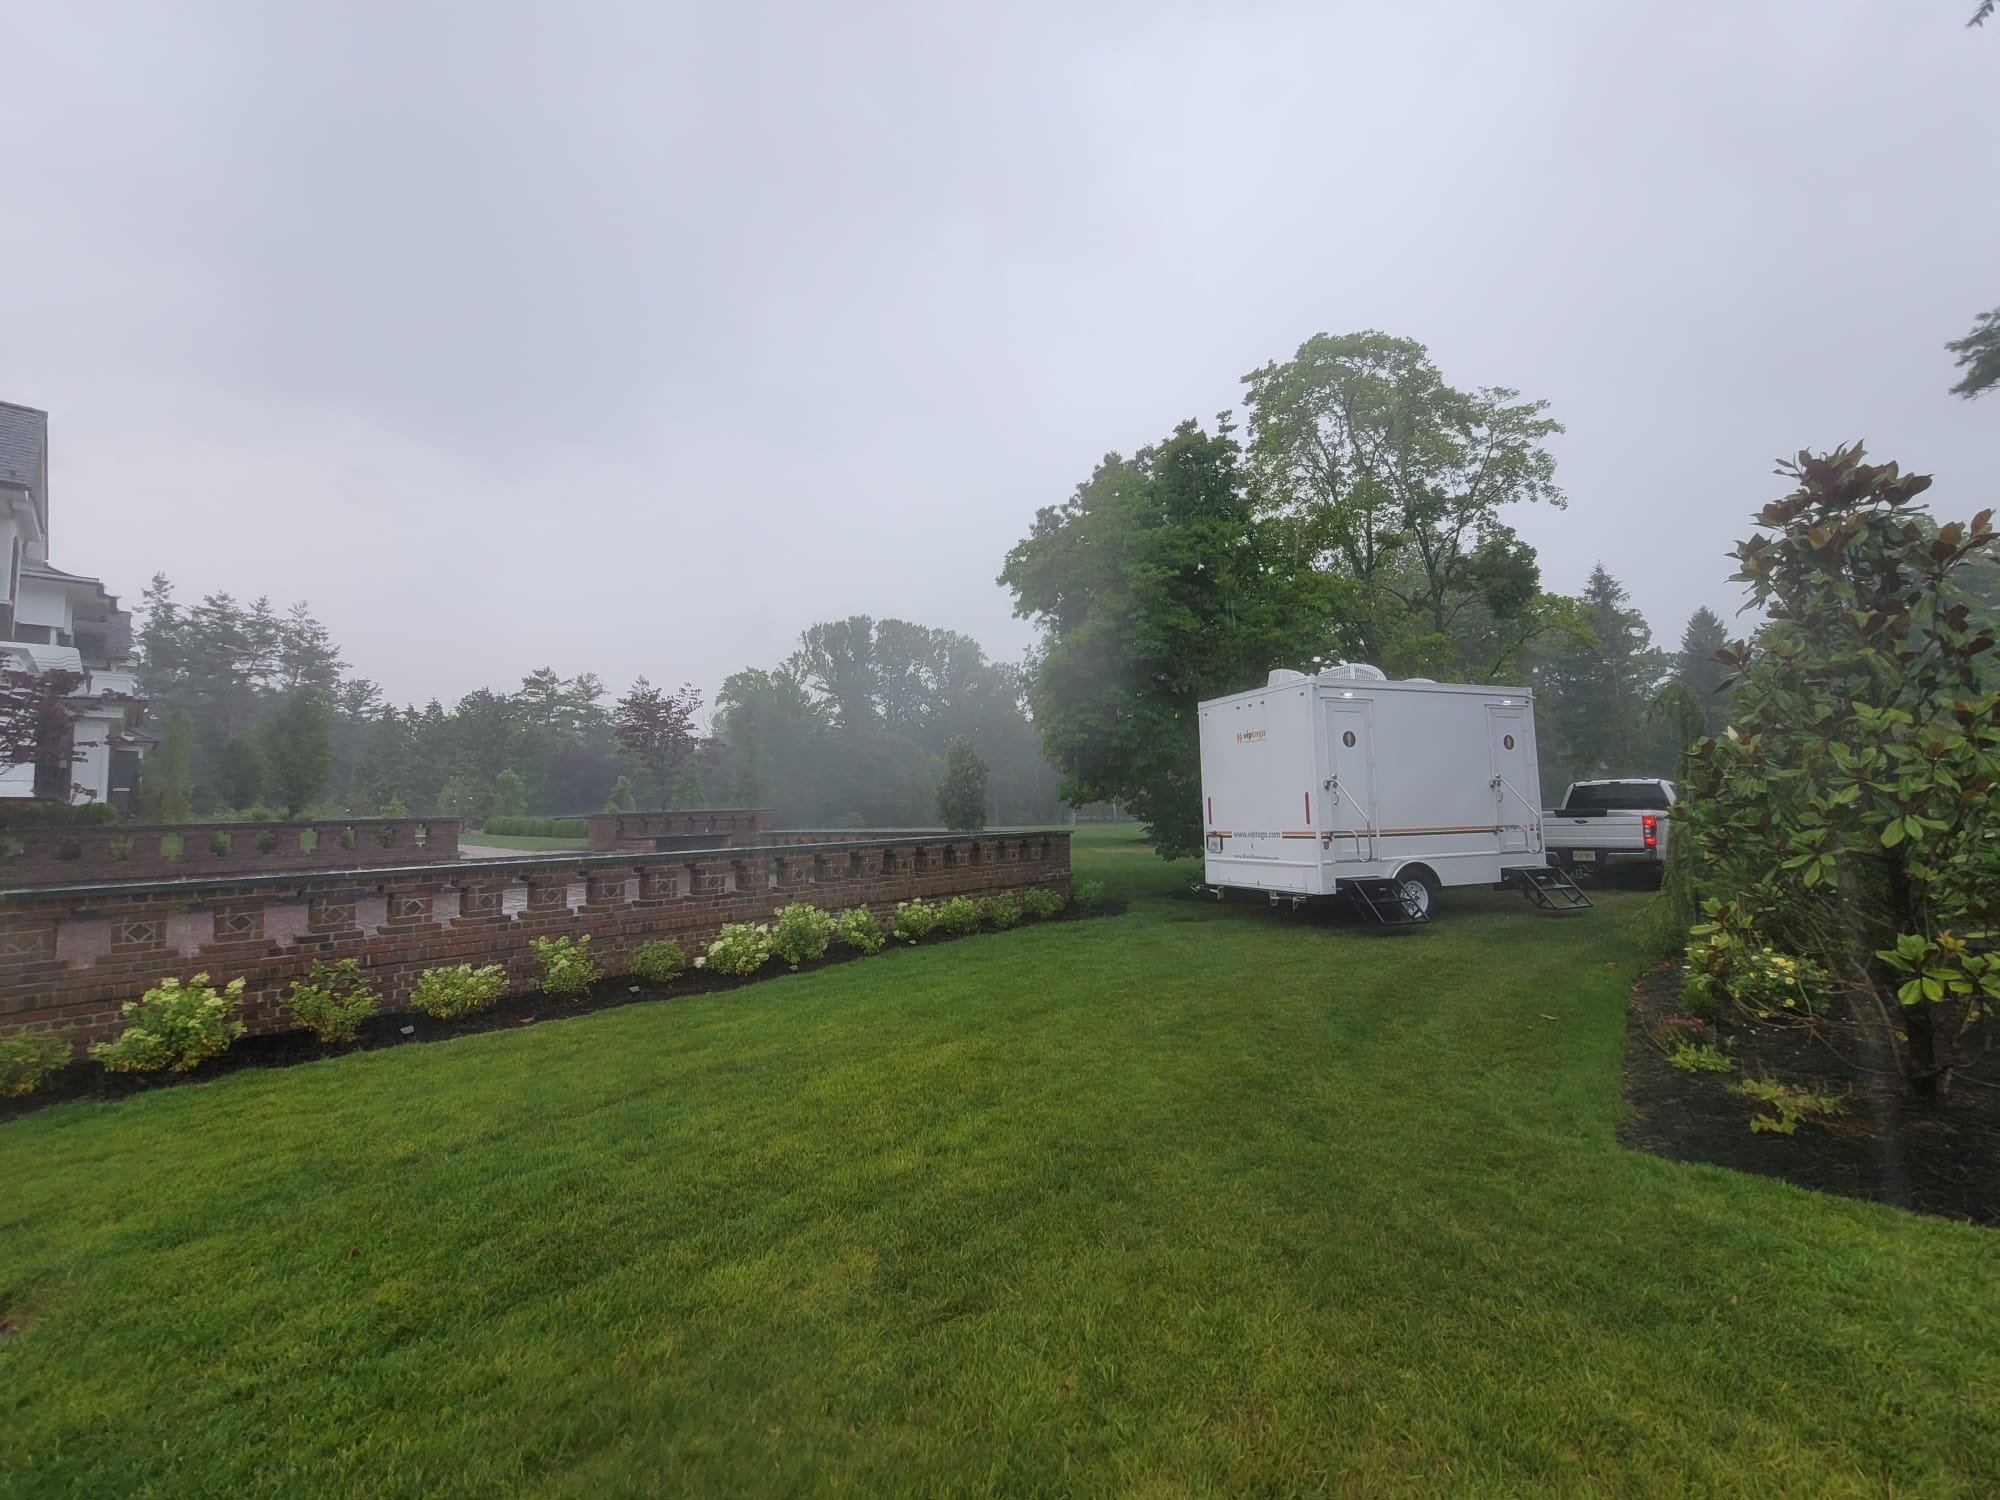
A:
1321;700;1376;863
1487;706;1532;853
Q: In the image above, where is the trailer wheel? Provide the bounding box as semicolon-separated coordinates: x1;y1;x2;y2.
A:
1395;866;1440;921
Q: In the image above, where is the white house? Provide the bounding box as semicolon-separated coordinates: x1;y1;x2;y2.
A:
0;401;148;809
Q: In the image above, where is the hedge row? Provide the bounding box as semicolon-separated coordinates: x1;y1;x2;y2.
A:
481;816;589;838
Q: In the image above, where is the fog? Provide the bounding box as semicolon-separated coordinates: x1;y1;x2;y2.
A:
2;0;1992;704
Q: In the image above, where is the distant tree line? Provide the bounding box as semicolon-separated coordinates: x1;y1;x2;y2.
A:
128;580;1061;829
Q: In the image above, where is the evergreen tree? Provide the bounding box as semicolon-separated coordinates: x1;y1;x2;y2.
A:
217;736;268;809
1672;606;1732;735
276;601;345;694
1532;565;1670;799
137;709;195;822
352;707;412;815
263;687;333;816
935;739;990;831
603;775;639;813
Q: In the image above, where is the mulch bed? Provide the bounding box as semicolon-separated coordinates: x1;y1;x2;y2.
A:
1;902;1121;1125
1622;963;2000;1226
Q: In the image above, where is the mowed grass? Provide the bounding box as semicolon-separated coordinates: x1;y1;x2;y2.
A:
2;828;1996;1496
461;832;590;852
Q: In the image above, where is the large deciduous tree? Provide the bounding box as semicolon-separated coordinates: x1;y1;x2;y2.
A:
613;678;703;808
1002;416;1336;858
0;669;87;802
1680;444;2000;1104
1241;330;1564;679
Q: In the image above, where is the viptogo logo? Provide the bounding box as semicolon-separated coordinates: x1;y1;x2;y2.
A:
1235;729;1267;743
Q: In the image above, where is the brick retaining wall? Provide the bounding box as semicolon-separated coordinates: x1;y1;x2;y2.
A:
0;831;1071;1050
0;818;461;887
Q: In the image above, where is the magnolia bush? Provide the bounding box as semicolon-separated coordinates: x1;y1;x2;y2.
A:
1680;444;2000;1102
90;974;247;1073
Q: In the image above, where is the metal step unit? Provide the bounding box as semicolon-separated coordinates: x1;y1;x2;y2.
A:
1502;864;1594;912
1340;876;1433;927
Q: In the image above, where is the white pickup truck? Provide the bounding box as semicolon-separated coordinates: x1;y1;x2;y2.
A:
1542;778;1676;879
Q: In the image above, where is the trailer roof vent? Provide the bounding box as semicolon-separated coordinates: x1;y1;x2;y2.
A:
1266;668;1308;687
1320;662;1388;682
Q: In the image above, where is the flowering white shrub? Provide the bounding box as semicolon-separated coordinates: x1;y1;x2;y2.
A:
410;963;507;1019
831;907;885;955
90;973;247;1073
706;923;772;977
769;903;833;966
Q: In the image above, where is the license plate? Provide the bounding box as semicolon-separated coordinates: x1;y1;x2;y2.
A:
1572;849;1597;863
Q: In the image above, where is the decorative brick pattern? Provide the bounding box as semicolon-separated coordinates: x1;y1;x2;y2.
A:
0;819;461;888
0;833;1070;1048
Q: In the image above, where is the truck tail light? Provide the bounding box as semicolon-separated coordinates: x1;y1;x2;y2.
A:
1643;814;1657;849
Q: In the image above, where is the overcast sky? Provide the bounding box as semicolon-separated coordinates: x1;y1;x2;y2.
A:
3;0;1993;709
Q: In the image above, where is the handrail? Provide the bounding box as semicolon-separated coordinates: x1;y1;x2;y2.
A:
1489;774;1544;852
1322;776;1376;863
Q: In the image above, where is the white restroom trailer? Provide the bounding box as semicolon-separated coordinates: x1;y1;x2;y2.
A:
1197;665;1580;921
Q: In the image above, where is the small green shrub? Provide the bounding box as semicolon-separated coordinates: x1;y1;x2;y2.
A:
1734;1076;1844;1135
703;923;772;977
1071;878;1107;913
985;893;1022;930
935;895;981;936
893;899;941;943
1;1029;72;1097
89;974;246;1073
631;938;686;984
1668;1040;1734;1074
831;907;885;955
1021;887;1066;921
409;963;507;1019
285;958;380;1044
0;800;118;830
1684;936;1829;1021
770;903;833;966
531;934;601;997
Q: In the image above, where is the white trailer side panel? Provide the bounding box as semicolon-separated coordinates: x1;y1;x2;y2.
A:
1199;682;1322;892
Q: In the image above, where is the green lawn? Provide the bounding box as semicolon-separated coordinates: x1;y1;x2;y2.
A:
2;827;1995;1495
461;831;591;852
